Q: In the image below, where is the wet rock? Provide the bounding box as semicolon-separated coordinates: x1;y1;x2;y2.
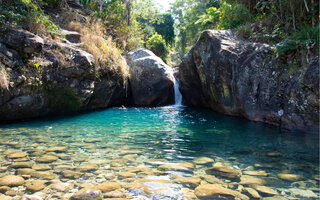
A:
54;165;75;172
117;172;136;179
127;48;174;106
21;195;43;200
50;182;74;192
288;188;317;198
103;189;128;198
0;186;10;193
193;157;214;165
16;168;36;175
25;180;47;191
243;170;269;177
262;196;288;200
267;152;281;158
173;177;201;188
242;187;261;199
195;184;249;200
0;194;13;200
70;190;103;200
181;188;197;200
200;174;224;184
240;175;266;186
158;162;194;172
31;171;57;180
36;155;58;163
277;173;305;182
32;164;51;171
10;161;33;168
95;181;121;192
45;146;67;152
0;175;25;186
61;170;83;178
6;152;28;159
251;185;278;196
206;166;241;180
77;163;98;172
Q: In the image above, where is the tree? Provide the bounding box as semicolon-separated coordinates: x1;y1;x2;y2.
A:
153;13;175;46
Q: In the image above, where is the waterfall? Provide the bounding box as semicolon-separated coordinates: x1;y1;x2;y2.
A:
174;77;182;106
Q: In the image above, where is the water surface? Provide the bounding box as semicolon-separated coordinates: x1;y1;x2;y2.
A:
0;106;319;199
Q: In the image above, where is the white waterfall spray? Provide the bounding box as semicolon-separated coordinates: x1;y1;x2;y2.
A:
174;77;182;106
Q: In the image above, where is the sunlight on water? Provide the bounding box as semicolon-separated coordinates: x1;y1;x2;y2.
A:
0;106;318;199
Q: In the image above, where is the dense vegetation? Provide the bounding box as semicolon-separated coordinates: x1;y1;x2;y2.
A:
0;0;318;66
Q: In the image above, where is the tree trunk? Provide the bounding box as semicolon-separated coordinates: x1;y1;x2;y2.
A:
125;0;131;26
99;0;103;13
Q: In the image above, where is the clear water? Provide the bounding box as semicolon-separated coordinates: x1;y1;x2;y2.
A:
0;106;319;199
174;78;182;105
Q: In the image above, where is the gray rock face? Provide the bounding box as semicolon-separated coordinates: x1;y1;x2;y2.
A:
127;48;174;106
0;26;129;122
179;30;319;133
0;26;44;58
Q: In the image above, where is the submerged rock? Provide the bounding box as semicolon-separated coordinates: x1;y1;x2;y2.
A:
127;48;174;106
277;173;305;182
195;184;249;200
178;29;319;132
95;181;121;192
0;175;25;186
192;157;214;165
206;166;241;180
70;190;103;200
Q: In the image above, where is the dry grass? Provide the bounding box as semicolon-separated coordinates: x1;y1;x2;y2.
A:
77;21;129;78
0;65;9;91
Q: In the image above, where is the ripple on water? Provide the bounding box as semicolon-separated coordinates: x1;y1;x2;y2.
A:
0;106;318;199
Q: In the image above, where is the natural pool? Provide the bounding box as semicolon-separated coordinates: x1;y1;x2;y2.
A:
0;106;319;200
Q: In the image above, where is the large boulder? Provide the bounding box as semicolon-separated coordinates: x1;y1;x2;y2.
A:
0;26;129;122
127;48;174;106
0;26;44;58
179;30;319;133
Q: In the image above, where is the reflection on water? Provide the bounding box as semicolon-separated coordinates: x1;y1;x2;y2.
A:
0;106;319;199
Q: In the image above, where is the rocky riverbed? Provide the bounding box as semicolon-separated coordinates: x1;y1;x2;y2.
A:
0;120;318;200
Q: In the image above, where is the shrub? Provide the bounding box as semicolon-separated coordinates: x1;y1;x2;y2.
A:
146;33;169;62
0;0;60;36
236;25;252;39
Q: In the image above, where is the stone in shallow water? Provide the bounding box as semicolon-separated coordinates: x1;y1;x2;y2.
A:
61;170;83;178
267;152;281;157
117;172;136;179
70;190;103;200
50;182;74;192
288;188;318;198
158;162;194;172
193;157;214;165
205;166;241;180
277;173;305;182
200;174;224;184
32;164;51;171
45;146;67;152
0;186;10;193
6;152;28;159
251;185;278;196
77;163;99;172
10;161;33;168
0;175;25;186
243;170;269;177
173;176;201;188
16;168;36;175
242;187;261;199
194;184;249;200
240;175;266;186
262;196;288;200
0;194;13;200
25;180;47;192
36;155;58;163
95;181;121;192
31;171;57;180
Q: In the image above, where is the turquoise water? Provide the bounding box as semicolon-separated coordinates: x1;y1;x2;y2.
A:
0;106;319;199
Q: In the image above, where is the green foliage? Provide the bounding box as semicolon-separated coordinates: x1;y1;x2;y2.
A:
146;33;169;61
0;0;60;35
236;25;251;39
217;2;251;29
153;13;175;46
